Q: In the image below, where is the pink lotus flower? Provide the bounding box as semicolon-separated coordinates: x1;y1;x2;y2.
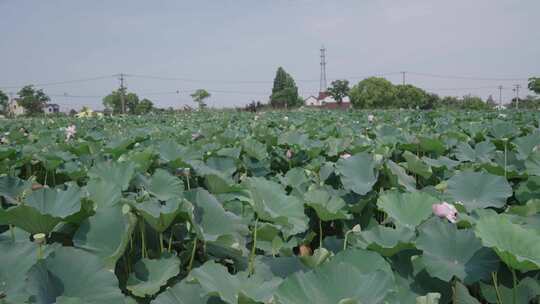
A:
65;125;76;141
340;153;351;159
286;149;293;159
432;202;458;223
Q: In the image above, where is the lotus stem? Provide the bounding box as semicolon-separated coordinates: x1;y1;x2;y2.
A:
511;268;517;304
319;218;323;248
343;231;351;251
248;218;259;276
504;140;508;179
187;237;197;273
140;221;147;259
9;225;15;242
159;232;164;254
168;232;173;253
491;272;504;304
37;244;43;260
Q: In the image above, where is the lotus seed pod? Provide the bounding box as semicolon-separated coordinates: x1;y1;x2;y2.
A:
435;181;448;192
33;233;46;244
352;224;361;233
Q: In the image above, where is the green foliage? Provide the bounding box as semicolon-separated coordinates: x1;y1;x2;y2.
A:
0;90;8;114
103;90;153;114
327;79;350;103
190;89;211;109
270;67;302;108
528;77;540;94
349;77;397;108
16;85;50;115
0;110;538;303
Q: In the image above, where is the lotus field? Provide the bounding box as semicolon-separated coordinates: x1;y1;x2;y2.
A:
1;110;540;304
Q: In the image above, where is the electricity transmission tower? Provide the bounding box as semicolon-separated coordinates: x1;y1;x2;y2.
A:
320;46;327;93
116;73;126;114
401;71;407;85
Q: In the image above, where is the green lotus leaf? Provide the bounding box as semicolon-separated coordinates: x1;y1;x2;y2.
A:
353;225;415;256
24;185;83;219
242;138;268;160
134;198;182;233
480;277;540;304
73;204;137;270
0;204;60;234
275;249;394;304
475;214;540;271
0;240;57;304
446;171;512;211
335;152;378;195
489;121;517;139
386;159;417;192
88;161;135;191
507;199;540;217
151;280;220;304
188;261;282;304
143;169;184;201
377;191;439;228
403;151;432;179
25;247;125;304
418;136;446;155
454;281;480;304
184;188;248;242
304;186;351;221
422;156;460;170
254;256;307;279
244;177;308;237
515;176;540;204
416;218;499;283
525;151;540;176
86;178;122;207
127;254;181;298
513;132;540;160
455;141;495;163
0;176;31;204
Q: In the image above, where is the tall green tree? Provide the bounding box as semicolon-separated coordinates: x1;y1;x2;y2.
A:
190;89;211;109
327;80;350;104
528;77;540;94
349;77;396;108
395;84;430;109
17;85;50;115
270;67;301;108
103;90;140;114
135;98;154;114
0;90;8;114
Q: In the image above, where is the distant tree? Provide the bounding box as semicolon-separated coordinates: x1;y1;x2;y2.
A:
103;90;140;114
440;96;459;108
0;90;8;114
395;84;429;109
528;77;540;95
510;95;540;109
486;95;496;107
327;80;350;104
135;98;154;114
17;85;50;115
190;89;211;109
424;93;440;110
270;67;301;108
69;109;77;116
349;77;396;108
461;95;489;110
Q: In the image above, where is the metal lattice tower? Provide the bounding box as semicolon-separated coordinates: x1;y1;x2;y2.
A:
319;46;327;93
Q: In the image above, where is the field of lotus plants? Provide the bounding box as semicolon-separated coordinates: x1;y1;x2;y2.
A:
0;109;539;304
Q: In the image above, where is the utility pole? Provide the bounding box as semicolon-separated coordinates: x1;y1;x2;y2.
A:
498;85;503;109
319;46;327;93
513;84;521;110
119;73;126;114
400;71;406;85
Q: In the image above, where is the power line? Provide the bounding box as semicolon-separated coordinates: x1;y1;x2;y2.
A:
0;75;115;89
407;72;530;82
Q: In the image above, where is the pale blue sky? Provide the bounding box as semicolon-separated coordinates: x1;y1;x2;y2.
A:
0;0;538;110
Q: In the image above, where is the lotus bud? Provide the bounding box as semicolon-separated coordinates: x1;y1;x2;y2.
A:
283;116;289;121
368;114;375;123
65;125;76;141
432;202;458;223
435;181;448;192
299;244;312;256
286;149;293;159
340;153;352;159
33;233;46;245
